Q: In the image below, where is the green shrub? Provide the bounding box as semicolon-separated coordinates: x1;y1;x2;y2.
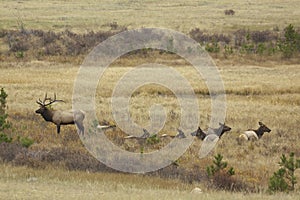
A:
146;134;160;145
224;45;234;55
206;154;248;191
205;40;220;53
278;24;300;58
269;168;289;192
256;43;266;55
19;136;34;148
268;152;300;192
15;51;25;58
0;88;11;131
0;133;12;143
206;154;235;177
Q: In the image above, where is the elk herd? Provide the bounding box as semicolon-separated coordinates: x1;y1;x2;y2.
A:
35;94;272;144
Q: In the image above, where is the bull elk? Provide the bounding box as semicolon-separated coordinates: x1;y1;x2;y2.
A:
35;93;85;135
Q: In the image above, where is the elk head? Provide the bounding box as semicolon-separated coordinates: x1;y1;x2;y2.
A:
191;126;207;140
257;121;271;138
35;93;64;118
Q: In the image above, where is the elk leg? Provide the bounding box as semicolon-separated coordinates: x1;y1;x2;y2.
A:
57;125;61;134
75;121;84;135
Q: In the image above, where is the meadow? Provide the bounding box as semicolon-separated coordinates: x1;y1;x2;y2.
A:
0;0;300;199
1;0;300;33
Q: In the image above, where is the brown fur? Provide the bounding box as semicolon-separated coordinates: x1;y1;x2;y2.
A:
35;94;85;135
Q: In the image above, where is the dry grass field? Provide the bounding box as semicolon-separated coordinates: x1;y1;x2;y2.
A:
1;163;300;200
0;60;299;198
1;0;300;199
2;163;300;200
1;0;300;33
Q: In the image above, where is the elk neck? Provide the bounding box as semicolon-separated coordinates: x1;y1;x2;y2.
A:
255;126;265;138
41;108;55;122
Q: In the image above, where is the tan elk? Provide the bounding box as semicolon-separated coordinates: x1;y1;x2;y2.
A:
239;122;271;141
35;93;85;135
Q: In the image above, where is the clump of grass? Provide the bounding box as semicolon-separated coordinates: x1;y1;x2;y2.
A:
19;136;34;148
0;133;12;143
146;134;160;145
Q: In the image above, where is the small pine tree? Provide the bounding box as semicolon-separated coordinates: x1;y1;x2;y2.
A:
0;88;10;131
278;24;300;58
268;152;300;192
269;168;289;192
279;152;300;190
207;154;235;177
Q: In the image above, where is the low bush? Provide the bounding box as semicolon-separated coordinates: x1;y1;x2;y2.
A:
1;24;299;62
190;24;299;59
0;142;26;162
4;28;126;58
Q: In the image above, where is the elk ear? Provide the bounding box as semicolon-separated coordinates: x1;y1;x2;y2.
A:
219;122;225;127
259;121;264;126
219;122;225;126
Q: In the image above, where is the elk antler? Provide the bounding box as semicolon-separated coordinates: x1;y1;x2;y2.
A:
36;93;47;106
36;93;65;107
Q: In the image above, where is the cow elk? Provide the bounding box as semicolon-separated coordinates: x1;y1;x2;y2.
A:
35;93;85;135
212;123;232;138
191;123;232;140
224;9;235;15
238;121;271;141
191;126;206;140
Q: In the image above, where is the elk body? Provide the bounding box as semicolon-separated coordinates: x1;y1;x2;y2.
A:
211;123;232;138
124;128;186;140
224;9;235;15
239;122;271;141
191;123;232;140
35;94;85;135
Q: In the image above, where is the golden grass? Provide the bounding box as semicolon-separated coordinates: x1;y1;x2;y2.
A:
0;60;299;189
1;0;300;33
1;163;300;200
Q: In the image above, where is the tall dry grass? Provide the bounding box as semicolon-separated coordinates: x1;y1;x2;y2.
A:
0;59;299;191
1;163;300;200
